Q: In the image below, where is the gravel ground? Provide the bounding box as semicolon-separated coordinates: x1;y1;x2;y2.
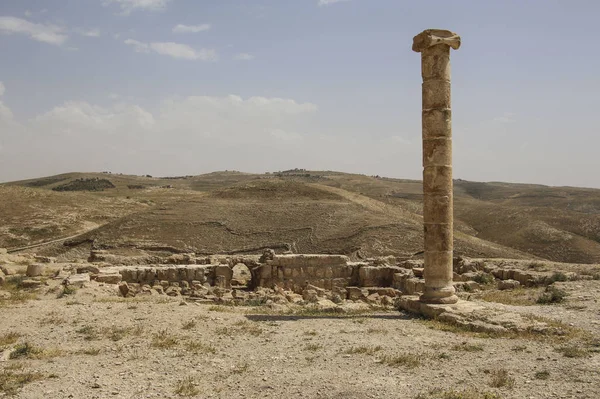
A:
1;279;599;399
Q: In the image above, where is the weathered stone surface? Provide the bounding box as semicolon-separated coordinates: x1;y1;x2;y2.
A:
26;263;45;277
302;289;319;303
64;273;90;287
34;256;56;263
77;265;100;274
119;282;130;297
96;273;122;284
414;29;460;305
346;287;367;301
498;279;521;290
21;279;43;288
0;269;5;286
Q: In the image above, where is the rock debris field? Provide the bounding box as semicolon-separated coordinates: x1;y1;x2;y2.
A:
1;257;600;399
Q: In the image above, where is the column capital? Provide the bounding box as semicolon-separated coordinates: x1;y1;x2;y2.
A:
412;29;461;53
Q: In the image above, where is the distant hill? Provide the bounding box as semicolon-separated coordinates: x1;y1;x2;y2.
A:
1;170;599;263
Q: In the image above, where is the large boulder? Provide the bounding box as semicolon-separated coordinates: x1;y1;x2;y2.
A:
26;264;46;277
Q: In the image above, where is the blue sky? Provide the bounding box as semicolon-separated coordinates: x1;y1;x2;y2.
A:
0;0;599;188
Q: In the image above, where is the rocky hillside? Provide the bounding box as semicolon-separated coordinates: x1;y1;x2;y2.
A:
1;170;599;263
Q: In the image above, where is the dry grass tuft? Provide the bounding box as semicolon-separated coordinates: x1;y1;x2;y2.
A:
452;342;484;352
342;345;383;355
181;320;197;330
555;345;588;358
488;368;515;388
184;341;217;355
173;376;200;397
415;388;502;399
0;368;44;396
151;329;179;349
0;332;20;347
379;353;422;369
304;343;323;352
478;288;541;306
9;342;63;360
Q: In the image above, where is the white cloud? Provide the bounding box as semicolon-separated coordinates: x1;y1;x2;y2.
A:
172;24;211;33
234;53;255;61
124;38;149;53
103;0;172;15
75;28;101;37
24;10;32;17
124;39;217;61
318;0;350;6
0;16;67;45
0;82;5;97
0;92;319;180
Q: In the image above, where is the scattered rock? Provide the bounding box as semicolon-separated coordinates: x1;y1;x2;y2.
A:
26;263;46;277
64;273;90;288
21;279;43;288
118;282;130;297
498;279;521;290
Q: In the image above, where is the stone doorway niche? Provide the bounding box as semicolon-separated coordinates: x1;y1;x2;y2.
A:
231;263;252;289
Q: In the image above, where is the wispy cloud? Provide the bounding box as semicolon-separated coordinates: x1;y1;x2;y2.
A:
124;38;218;61
75;28;101;37
0;16;67;45
24;10;32;17
318;0;350;6
172;24;211;33
103;0;172;15
0;81;5;97
234;53;255;61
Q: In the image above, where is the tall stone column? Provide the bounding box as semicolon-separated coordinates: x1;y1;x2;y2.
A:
413;29;461;304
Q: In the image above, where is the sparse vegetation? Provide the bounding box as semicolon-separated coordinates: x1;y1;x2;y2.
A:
415;388;501;399
9;342;62;360
173;376;200;397
342;345;382;355
536;285;568;304
0;368;44;396
56;285;77;299
304;343;322;352
488;369;515;388
53;178;115;192
452;342;484;352
0;332;20;347
151;329;179;349
479;287;541;306
534;370;550;380
181;320;197;330
556;345;588;358
379;353;422;369
184;341;217;355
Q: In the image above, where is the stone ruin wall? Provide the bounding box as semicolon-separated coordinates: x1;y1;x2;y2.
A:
2;249;580;302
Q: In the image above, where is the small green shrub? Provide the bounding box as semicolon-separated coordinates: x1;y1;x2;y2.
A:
536;286;567;304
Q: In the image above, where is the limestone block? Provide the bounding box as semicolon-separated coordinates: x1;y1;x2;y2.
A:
65;273;90;288
26;264;45;277
21;279;43;289
77;265;100;274
96;273;122;284
498;279;520;290
34;256;56;264
404;278;425;295
165;268;177;281
346;287;367;301
302;289;319;303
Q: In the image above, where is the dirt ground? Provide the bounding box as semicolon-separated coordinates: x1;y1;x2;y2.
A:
1;278;599;399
